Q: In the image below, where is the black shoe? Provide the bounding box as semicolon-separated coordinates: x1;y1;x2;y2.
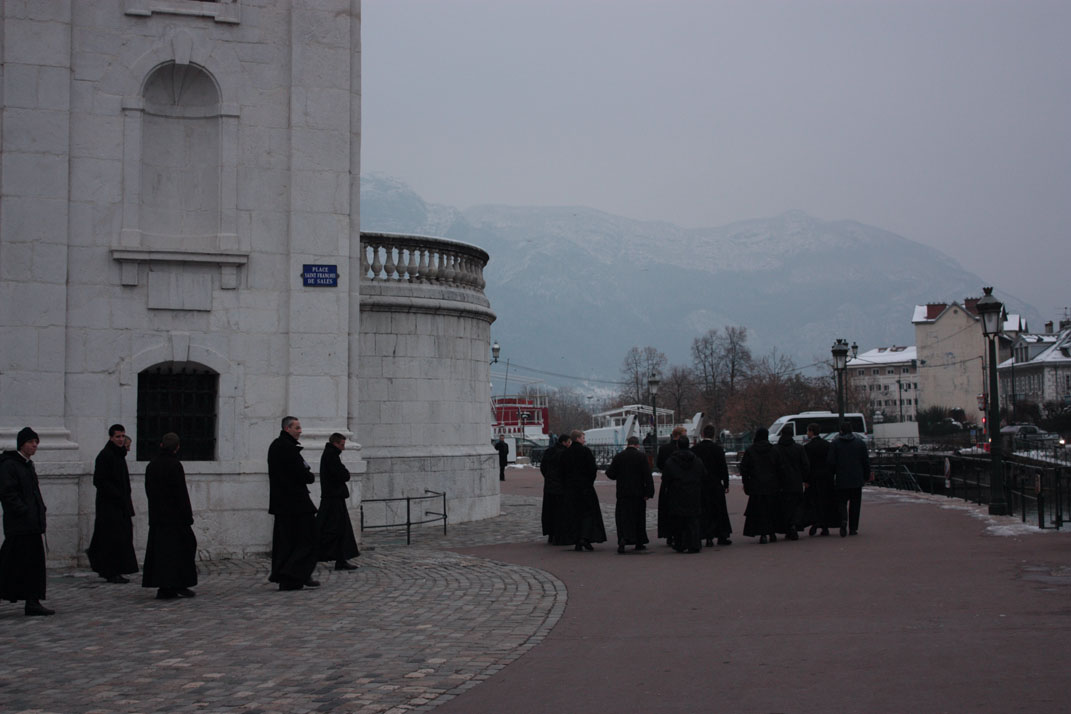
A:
582;541;594;551
24;600;55;616
175;588;196;598
849;530;858;536
279;582;304;591
106;575;130;584
840;526;848;538
769;534;777;543
759;535;768;544
809;525;818;537
705;539;715;547
635;544;647;551
574;544;583;552
156;588;178;600
334;561;358;571
820;528;830;536
303;578;321;588
717;538;732;546
788;530;799;541
617;545;626;554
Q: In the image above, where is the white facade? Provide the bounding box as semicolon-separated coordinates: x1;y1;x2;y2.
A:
0;2;499;565
846;346;919;422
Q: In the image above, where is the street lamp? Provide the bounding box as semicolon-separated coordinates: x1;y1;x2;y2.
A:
976;286;1006;515
490;341;500;364
648;372;661;455
519;411;531;457
831;338;850;425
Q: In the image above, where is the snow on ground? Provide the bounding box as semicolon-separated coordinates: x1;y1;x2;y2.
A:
870;487;1049;537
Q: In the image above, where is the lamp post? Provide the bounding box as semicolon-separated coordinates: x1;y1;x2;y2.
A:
977;286;1006;515
490;341;500;364
519;411;531;457
648;372;661;455
831;338;850;425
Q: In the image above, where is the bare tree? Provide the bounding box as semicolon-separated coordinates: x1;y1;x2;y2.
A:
716;325;753;398
619;346;668;404
662;364;699;422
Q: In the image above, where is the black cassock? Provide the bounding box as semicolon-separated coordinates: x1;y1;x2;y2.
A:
661;450;705;552
605;447;654;547
267;431;318;585
315;442;359;563
87;441;139;578
0;451;47;603
802;436;838;530
141;449;197;590
540;444;570;545
560;443;607;546
692;439;732;541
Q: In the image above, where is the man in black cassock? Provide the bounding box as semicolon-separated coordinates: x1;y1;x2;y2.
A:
661;436;705;553
0;428;53;616
316;433;359;571
267;416;319;591
560;430;606;551
692;424;733;547
87;423;139;584
539;433;571;545
142;433;197;600
655;426;686;545
495;436;509;481
605;436;654;553
802;423;837;536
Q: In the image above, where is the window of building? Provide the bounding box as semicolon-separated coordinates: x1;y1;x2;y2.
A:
137;362;219;461
887;368;895;375
872;369;879;375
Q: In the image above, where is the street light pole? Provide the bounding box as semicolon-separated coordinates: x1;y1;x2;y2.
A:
831;339;850;425
977;286;1007;515
648;372;661;457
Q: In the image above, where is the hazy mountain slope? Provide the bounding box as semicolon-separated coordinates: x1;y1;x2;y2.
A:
359;174;1035;385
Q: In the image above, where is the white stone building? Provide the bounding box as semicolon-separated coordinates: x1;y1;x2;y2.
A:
0;1;499;566
846;346;919;423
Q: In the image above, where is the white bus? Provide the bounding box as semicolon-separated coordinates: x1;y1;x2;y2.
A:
768;411;868;444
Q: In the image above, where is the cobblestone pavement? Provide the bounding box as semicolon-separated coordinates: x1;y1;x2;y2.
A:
0;495;565;714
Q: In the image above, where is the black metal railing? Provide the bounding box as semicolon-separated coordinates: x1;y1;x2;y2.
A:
870;452;1071;529
359;490;447;545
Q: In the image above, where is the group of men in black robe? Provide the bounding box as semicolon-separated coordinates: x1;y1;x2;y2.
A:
539;430;607;551
268;417;360;591
740;422;871;543
655;425;733;553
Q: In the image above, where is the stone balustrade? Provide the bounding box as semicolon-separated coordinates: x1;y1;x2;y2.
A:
361;232;488;292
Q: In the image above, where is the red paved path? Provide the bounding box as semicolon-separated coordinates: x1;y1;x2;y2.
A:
439;466;1071;713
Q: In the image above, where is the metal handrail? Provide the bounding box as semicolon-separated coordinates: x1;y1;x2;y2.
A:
359;489;447;545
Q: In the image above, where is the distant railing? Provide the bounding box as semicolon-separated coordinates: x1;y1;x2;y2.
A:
359;489;447;545
361;231;488;291
871;452;1071;529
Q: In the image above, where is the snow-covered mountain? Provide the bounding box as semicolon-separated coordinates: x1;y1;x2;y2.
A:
360;174;1036;386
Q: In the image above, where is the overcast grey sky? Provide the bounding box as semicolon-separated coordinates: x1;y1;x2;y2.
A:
361;0;1070;319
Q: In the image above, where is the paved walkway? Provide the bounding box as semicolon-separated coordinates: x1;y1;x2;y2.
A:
3;466;1071;713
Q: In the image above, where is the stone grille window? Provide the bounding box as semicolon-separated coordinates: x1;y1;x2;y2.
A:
137;363;218;461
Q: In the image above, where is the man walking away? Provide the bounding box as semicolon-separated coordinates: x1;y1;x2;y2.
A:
660;436;705;553
87;424;139;584
540;433;572;545
692;424;733;546
560;430;607;551
775;430;809;541
802;424;837;536
606;436;654;553
142;433;198;600
0;428;53;616
827;421;873;537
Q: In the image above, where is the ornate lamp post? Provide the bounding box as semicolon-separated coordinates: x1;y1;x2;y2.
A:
976;286;1006;515
490;340;500;364
648;372;661;453
831;338;850;425
519;411;531;457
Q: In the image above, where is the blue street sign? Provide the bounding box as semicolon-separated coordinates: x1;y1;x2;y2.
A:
302;264;338;287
